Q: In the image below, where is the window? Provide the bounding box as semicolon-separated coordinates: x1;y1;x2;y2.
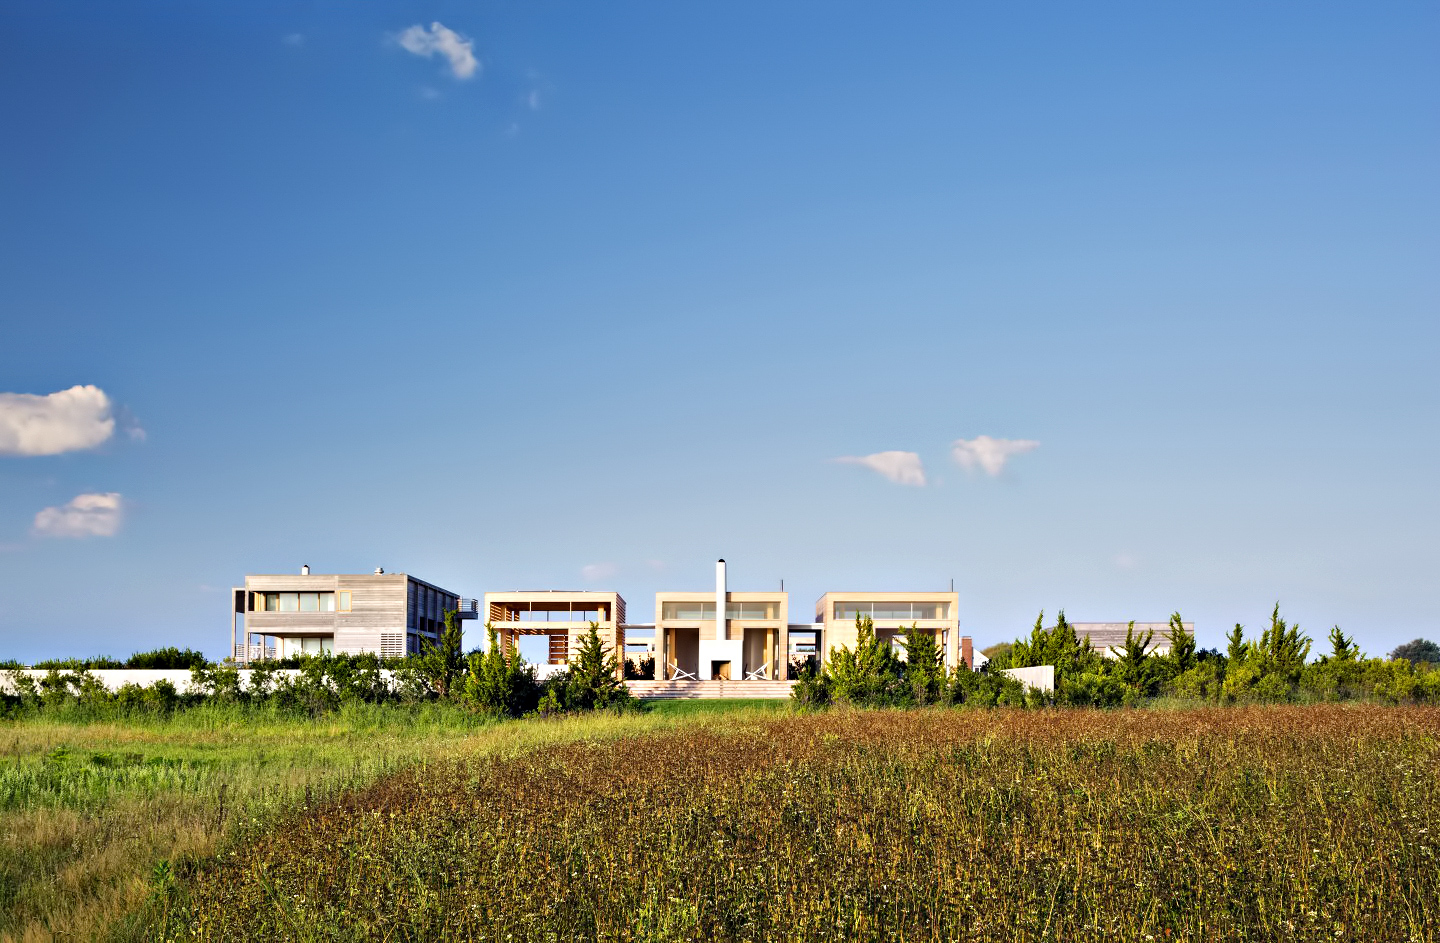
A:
662;602;715;621
726;602;776;620
833;601;949;621
337;591;351;612
261;592;337;613
512;607;605;622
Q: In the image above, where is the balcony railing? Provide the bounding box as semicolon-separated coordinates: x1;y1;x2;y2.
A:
455;599;480;619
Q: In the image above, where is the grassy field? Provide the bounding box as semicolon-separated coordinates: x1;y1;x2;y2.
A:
0;702;498;942
0;700;778;941
144;704;1439;942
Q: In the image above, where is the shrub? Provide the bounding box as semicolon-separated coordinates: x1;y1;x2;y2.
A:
1390;638;1440;665
125;647;209;670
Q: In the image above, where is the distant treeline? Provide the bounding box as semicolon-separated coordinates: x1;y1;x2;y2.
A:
1;619;632;720
795;607;1440;709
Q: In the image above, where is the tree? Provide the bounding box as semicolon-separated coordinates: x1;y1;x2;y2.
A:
1389;639;1440;665
1255;604;1310;683
460;623;539;717
901;623;945;706
1113;621;1155;691
1225;624;1248;666
1164;612;1196;674
1327;626;1359;662
415;609;466;697
825;615;904;706
549;623;633;712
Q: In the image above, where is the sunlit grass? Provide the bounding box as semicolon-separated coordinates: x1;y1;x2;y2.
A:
154;705;1440;942
0;701;492;942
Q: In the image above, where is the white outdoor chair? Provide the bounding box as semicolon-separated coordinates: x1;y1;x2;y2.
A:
744;663;769;681
668;662;698;681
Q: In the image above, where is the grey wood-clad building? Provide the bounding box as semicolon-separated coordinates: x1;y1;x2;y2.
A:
232;568;475;662
1071;622;1195;657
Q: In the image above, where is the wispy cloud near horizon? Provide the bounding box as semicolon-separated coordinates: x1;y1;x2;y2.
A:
396;22;479;79
951;436;1039;476
581;562;619;581
835;451;927;486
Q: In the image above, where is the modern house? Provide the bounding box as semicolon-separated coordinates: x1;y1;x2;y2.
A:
483;590;627;679
232;567;475;662
815;591;972;670
1071;622;1195;658
654;560;789;681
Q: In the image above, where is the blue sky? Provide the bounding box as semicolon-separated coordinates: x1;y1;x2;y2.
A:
1;2;1436;661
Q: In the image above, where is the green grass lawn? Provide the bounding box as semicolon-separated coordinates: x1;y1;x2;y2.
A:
640;697;792;716
0;702;493;942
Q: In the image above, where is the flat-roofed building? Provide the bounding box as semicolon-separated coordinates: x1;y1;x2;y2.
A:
816;591;970;670
485;590;627;679
234;567;475;662
655;560;788;681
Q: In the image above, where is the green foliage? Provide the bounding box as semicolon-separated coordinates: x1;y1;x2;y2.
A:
33;656;125;670
125;647;209;669
793;615;1032;710
1161;612;1196;675
414;609;466;698
979;641;1012;663
624;653;655;680
458;624;540;718
823;616;905;707
901;623;945;706
1389;638;1440;665
1225;623;1247;664
540;624;634;714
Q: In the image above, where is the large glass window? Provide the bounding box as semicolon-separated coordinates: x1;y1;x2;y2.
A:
261;592;336;613
726;602;777;619
662;602;715;621
833;601;949;621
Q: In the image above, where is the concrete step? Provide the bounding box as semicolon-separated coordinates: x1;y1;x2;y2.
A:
626;680;795;700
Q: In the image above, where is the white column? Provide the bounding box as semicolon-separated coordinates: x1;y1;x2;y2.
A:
715;559;727;641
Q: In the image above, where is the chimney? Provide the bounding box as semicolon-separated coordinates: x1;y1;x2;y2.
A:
301;564;310;576
715;559;727;641
961;636;973;670
374;566;385;575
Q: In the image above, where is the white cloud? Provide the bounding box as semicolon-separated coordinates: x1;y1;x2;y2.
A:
282;33;304;46
32;493;123;538
950;435;1040;476
1114;552;1139;570
525;89;541;110
0;386;115;456
581;562;618;581
835;451;926;486
395;22;479;79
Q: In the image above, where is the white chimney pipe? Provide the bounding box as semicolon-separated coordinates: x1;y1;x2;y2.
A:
715;558;727;641
301;564;310;576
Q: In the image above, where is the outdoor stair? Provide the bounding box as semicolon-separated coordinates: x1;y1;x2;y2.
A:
625;680;795;700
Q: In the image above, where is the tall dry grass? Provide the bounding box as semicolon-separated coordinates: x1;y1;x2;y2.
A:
156;705;1440;942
